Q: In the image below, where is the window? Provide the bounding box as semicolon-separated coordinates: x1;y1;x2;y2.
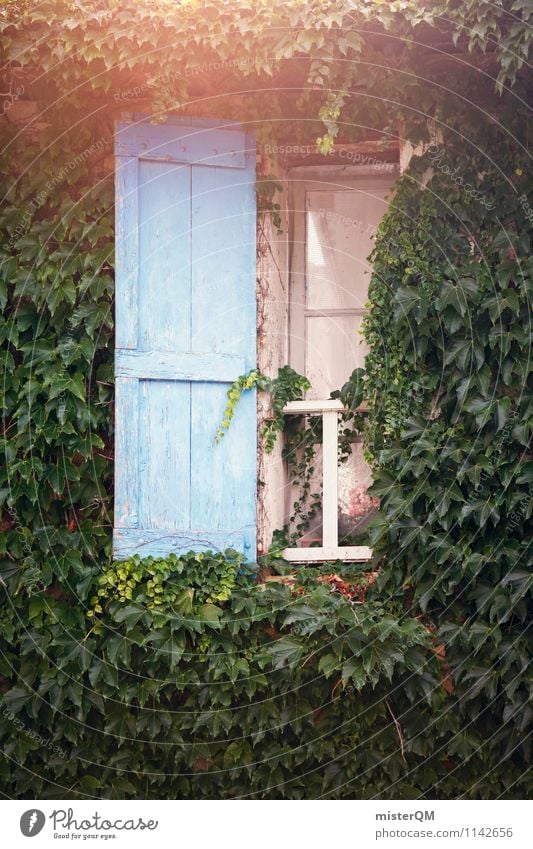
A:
289;168;395;397
283;167;396;561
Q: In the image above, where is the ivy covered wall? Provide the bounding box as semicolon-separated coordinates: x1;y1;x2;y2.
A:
0;0;531;799
364;116;532;791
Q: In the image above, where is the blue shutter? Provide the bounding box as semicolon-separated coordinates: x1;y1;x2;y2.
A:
113;117;256;559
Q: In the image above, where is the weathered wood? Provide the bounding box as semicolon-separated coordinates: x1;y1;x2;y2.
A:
116;121;247;168
138;157;191;351
114;528;245;558
138;379;191;532
189;151;257;557
256;161;290;554
114;118;257;559
115;156;138;350
114;377;139;528
115;349;245;381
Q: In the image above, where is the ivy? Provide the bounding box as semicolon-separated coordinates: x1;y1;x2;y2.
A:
363;114;532;783
1;1;531;145
216;366;372;546
90;549;247;615
0;561;474;800
215;366;310;452
0;0;531;800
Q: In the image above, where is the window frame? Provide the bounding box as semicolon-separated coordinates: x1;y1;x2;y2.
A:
282;164;398;562
288;164;398;392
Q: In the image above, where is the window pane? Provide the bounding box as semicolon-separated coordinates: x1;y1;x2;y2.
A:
306;188;390;310
305;314;367;399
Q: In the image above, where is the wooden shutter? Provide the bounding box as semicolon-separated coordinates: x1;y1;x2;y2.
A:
113;117;256;559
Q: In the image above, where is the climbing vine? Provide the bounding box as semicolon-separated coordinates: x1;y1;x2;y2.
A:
217;364;373;547
363;112;532;778
0;0;530;801
90;549;247;616
215;365;311;452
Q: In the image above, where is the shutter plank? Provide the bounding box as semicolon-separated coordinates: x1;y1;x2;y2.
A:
114;528;245;559
114;377;139;528
138;379;191;531
115;157;138;350
115;349;245;381
189;156;256;553
138;159;191;352
116;122;246;168
191;381;255;543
